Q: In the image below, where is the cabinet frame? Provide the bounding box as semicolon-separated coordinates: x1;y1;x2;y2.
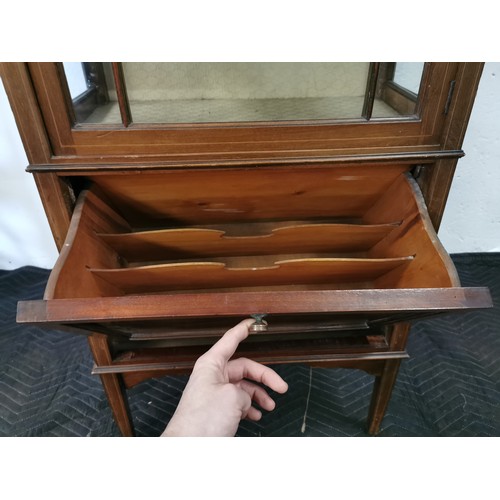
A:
1;61;490;436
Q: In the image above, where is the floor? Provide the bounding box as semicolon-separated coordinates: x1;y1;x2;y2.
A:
0;253;499;436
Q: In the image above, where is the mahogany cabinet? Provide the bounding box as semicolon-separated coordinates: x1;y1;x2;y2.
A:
2;62;492;436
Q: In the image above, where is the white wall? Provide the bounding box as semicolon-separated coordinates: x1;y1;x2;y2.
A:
0;64;499;270
438;62;500;252
0;76;59;270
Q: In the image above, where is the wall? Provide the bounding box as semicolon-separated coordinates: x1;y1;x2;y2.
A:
438;62;500;252
0;76;59;269
0;63;499;270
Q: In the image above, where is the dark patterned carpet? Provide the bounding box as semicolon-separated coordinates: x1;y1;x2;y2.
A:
1;253;499;437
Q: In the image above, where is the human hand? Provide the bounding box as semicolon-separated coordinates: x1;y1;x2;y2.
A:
161;318;288;437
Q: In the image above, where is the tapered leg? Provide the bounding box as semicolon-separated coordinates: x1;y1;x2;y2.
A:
88;333;135;437
367;359;403;435
367;323;410;435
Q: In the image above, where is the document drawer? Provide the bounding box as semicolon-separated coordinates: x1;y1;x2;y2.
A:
18;163;491;336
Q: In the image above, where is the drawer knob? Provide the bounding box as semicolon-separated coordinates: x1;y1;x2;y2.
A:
250;314;268;332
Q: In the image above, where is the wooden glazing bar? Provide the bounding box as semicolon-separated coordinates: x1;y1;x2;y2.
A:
362;62;380;120
112;62;132;127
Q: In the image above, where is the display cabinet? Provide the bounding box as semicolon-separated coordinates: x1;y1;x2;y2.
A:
2;62;492;436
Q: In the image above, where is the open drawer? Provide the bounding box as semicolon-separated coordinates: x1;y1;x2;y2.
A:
17;162;492;340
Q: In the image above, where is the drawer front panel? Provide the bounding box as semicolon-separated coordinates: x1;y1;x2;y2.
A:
17;287;492;338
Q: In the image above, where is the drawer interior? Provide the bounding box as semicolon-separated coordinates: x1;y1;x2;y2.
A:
45;163;460;300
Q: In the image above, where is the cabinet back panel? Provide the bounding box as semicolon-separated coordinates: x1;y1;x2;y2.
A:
88;164;410;225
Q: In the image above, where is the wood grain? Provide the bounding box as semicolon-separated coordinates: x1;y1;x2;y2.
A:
17;287;492;325
366;173;460;288
44;189;130;299
87;164;409;225
90;257;413;294
98;222;399;261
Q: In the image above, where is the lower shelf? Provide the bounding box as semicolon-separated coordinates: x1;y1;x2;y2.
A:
95;332;407;377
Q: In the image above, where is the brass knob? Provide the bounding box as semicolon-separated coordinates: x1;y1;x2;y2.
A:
250;314;268;332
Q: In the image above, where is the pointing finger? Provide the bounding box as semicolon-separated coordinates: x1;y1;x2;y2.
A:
205;318;254;362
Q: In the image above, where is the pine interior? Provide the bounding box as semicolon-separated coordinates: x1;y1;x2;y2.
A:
45;163;459;298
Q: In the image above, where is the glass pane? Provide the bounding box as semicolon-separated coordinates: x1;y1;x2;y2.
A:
393;62;425;94
62;62;120;124
123;62;371;123
62;62;88;99
371;62;425;118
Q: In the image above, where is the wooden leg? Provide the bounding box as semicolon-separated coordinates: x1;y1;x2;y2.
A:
367;323;410;435
367;359;403;435
88;334;135;437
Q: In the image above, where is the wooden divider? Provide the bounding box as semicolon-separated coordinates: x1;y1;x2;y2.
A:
98;222;400;262
90;256;413;294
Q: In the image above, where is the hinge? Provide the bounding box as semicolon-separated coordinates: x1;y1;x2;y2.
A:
444;80;456;115
412;165;424;179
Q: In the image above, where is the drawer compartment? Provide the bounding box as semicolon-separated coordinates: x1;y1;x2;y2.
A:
17;163;492;337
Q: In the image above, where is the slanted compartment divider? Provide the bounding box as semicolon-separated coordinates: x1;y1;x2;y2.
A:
89;256;414;294
97;221;401;262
